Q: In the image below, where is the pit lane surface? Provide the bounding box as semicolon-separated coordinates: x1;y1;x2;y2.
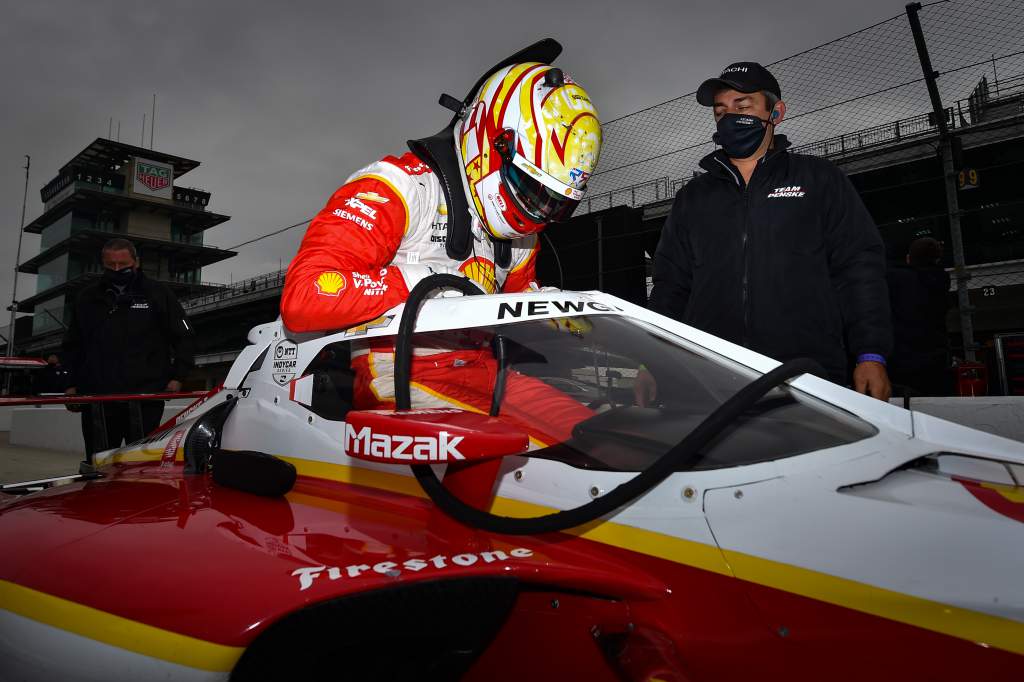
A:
0;431;80;484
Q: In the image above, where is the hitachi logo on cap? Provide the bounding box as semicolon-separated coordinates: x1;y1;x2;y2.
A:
343;423;465;462
722;66;749;75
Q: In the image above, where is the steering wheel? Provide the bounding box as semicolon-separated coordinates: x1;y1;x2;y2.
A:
396;274;822;535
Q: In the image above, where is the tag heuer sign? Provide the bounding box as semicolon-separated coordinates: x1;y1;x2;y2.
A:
137;162;170;190
132;157;174;199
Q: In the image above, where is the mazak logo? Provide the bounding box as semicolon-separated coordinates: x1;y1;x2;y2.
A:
767;185;806;198
136;162;171;191
343;423;465;462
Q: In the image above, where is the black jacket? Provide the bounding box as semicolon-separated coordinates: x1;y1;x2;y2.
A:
649;138;892;381
33;363;71;394
62;271;195;393
886;263;950;372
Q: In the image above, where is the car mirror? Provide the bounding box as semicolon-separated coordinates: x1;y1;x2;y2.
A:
342;408;529;464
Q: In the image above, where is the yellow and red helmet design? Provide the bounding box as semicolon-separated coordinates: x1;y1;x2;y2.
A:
456;63;602;240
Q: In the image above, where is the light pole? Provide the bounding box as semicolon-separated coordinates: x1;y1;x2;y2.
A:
5;155;31;391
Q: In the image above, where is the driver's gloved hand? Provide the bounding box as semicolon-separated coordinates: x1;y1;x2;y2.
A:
528;282;561;293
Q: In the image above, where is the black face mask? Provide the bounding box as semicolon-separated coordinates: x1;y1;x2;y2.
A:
713;113;772;159
103;266;136;288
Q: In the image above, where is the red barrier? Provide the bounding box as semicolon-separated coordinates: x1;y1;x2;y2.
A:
0;391;209;407
955;362;989;397
0;357;47;369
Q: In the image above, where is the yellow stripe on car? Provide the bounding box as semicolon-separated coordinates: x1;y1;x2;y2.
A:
722;549;1024;656
0;580;243;672
285;458;1024;655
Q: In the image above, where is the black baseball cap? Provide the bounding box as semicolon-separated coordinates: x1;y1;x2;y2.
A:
696;62;781;106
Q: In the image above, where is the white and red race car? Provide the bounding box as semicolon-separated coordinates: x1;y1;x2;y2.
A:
1;283;1022;681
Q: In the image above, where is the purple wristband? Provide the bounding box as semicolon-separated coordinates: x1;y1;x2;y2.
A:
857;353;886;365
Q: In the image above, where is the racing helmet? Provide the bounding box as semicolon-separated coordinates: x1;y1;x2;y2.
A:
456;63;602;240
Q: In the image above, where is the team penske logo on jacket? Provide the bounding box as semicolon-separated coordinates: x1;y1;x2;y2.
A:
767;185;805;198
343;423;465;462
315;271;347;296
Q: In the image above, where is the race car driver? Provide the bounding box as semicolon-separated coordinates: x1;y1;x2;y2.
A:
281;51;603;446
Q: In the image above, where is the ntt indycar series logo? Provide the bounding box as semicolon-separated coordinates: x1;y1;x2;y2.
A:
343;423;466;462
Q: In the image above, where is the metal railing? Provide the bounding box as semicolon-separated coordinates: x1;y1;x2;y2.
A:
182;268;286;310
580;74;1024;215
793;108;953;158
792;76;1024;160
583;177;671;215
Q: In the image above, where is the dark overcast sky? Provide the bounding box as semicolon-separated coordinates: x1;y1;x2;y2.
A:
1;0;905;320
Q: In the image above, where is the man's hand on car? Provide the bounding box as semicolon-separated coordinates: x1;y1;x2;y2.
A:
64;386;83;412
853;361;891;402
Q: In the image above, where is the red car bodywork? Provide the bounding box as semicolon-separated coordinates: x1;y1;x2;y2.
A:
1;458;1017;681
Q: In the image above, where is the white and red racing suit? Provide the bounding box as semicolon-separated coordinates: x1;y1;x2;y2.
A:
281;152;591;445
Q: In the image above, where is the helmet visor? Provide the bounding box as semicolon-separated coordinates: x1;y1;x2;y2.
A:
502;155;585;223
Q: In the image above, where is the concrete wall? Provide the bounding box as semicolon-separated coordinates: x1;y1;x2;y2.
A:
890;396;1024;443
5;401;191;453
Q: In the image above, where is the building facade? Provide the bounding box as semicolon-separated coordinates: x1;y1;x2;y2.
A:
12;138;235;356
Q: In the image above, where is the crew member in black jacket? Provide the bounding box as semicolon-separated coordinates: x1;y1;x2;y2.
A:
886;237;951;396
645;62;892;401
63;238;195;455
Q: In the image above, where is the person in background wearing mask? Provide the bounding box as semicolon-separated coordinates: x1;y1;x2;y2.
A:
642;62;892;403
886;237;951;396
63;238;194;456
